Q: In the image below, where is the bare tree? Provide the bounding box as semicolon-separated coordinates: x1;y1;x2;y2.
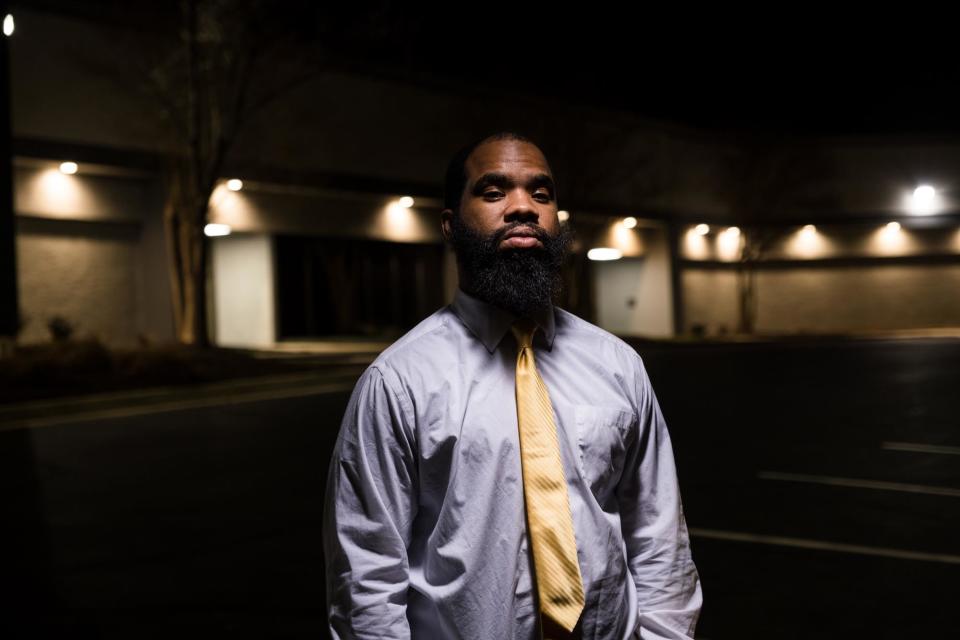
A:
65;0;333;346
734;226;778;334
118;0;330;346
721;138;833;333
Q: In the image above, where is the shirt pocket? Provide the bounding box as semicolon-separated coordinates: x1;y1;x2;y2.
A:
573;404;635;503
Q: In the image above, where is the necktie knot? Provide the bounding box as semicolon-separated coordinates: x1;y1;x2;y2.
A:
511;318;538;351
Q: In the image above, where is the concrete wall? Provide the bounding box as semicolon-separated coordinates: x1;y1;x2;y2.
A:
680;219;960;334
594;225;674;337
13;7;960;225
682;264;960;334
681;270;740;335
15;217;142;345
12;166;173;347
681;221;960;262
210;234;276;348
13;8;960;344
6;7;735;217
207;184;442;243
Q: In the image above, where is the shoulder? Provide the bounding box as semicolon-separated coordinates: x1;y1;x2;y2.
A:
363;304;465;393
373;306;453;362
341;306;460;430
553;307;655;415
554;306;646;370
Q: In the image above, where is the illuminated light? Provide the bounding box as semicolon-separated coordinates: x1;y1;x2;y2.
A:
622;216;637;229
3;14;13;37
557;210;570;222
791;223;824;258
226;178;243;192
204;223;231;237
35;168;87;213
683;227;710;259
398;196;415;208
207;184;256;229
907;184;939;215
717;226;742;260
912;185;935;205
607;219;643;255
789;223;826;258
59;161;78;175
587;247;622;261
874;220;907;254
386;201;409;220
694;223;709;236
382;201;419;241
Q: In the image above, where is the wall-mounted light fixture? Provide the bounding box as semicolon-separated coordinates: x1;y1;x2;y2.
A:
907;185;938;215
204;223;232;237
587;247;622;261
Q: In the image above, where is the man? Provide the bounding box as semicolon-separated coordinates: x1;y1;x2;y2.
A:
323;132;702;639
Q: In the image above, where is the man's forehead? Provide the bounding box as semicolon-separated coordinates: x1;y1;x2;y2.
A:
465;139;552;180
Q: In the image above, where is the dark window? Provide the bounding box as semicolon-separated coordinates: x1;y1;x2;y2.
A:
275;235;445;339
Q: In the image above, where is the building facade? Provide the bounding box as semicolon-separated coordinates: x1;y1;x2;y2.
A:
7;7;960;348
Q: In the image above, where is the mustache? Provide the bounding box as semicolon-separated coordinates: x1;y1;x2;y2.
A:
491;223;551;247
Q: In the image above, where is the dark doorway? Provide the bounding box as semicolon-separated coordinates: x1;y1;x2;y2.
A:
275;235;446;340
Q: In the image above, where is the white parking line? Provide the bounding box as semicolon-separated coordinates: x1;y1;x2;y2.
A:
689;527;960;565
0;382;356;432
757;470;960;498
882;441;960;456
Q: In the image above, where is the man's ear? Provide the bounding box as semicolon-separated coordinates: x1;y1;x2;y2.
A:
440;208;453;243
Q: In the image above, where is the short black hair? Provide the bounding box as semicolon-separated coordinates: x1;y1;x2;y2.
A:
442;131;552;214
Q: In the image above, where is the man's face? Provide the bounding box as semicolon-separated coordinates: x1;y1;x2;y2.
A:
442;138;572;317
453;138;561;245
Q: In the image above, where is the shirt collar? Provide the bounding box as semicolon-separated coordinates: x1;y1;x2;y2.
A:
450;287;556;354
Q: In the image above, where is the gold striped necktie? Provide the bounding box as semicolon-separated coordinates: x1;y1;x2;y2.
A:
511;317;585;634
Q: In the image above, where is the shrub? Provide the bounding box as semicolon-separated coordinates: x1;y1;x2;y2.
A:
47;316;75;343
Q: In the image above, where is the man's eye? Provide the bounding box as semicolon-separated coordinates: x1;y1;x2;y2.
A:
534;192;552;201
483;191;504;199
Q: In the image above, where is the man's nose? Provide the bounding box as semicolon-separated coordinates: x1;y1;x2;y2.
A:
504;190;540;223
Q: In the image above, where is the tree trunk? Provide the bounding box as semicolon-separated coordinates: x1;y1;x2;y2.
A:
736;265;756;334
163;173;212;347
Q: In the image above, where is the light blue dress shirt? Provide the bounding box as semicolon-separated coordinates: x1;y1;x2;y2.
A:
324;287;702;639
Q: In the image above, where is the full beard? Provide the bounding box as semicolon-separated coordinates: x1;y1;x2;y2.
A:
448;214;573;318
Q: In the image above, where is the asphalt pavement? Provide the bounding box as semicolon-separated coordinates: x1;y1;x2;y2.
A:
1;337;957;639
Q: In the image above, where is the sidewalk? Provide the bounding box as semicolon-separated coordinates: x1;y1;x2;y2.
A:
0;339;380;407
0;368;365;432
5;329;958;409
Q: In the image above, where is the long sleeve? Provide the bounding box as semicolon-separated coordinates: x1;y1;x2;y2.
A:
323;365;419;640
616;356;702;639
